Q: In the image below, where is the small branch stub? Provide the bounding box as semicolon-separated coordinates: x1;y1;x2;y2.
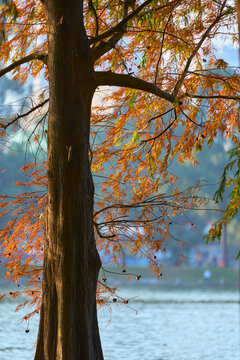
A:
66;145;72;162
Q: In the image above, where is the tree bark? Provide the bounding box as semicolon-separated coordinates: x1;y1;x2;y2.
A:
34;1;103;359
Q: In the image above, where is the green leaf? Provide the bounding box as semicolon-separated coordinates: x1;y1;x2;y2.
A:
224;7;234;16
120;59;128;72
207;138;213;147
195;142;202;153
127;91;137;108
132;131;139;143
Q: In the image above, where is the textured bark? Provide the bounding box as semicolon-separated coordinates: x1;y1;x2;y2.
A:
34;1;103;359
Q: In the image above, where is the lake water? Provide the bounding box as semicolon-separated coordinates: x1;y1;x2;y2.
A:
0;285;239;360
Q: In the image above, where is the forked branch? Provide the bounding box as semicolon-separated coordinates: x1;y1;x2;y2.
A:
91;0;152;60
89;0;152;45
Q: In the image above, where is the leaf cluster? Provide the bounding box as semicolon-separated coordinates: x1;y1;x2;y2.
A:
205;145;240;260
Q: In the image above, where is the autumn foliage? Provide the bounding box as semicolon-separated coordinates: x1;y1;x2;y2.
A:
0;0;239;318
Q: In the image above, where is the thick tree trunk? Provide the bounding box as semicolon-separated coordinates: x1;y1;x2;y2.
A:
34;1;103;359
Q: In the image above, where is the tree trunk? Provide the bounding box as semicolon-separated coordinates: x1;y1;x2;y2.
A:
34;1;104;359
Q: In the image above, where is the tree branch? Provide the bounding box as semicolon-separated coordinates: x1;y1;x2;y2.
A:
93;221;116;239
129;28;190;45
173;1;227;95
180;108;203;127
0;51;48;79
89;0;152;45
142;118;176;143
154;12;173;85
90;0;152;61
0;99;49;129
185;93;240;101
93;71;178;104
88;0;99;38
148;108;174;124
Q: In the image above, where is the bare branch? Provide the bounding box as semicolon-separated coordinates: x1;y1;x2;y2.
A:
185;93;240;101
93;71;178;104
180;108;203;127
148;108;174;124
94;196;169;219
0;51;48;79
97;215;164;226
90;0;152;61
0;99;49;129
142;118;176;143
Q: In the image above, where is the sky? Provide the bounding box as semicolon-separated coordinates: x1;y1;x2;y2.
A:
213;30;239;66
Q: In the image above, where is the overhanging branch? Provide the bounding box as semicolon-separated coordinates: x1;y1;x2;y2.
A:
94;71;178;104
0;51;48;79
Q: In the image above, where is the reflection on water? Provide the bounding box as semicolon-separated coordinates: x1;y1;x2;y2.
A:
0;286;239;360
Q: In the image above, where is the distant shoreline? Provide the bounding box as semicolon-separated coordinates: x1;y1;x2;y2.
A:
100;265;239;289
1;265;239;289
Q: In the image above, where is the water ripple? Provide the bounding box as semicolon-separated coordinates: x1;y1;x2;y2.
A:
0;287;239;360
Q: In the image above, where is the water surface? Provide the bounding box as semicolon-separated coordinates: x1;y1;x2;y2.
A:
0;286;239;359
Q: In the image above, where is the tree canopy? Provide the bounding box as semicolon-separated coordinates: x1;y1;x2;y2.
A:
0;0;239;357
